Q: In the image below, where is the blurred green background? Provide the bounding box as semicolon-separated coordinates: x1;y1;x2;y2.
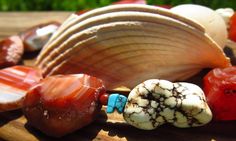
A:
0;0;235;11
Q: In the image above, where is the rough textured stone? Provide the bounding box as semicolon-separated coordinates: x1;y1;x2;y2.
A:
123;79;212;130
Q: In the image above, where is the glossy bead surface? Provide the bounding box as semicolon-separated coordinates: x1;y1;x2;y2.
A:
23;74;105;137
20;21;60;52
107;94;119;113
229;12;236;42
204;66;236;120
107;93;127;113
0;35;24;68
115;95;127;113
99;93;109;105
0;66;43;112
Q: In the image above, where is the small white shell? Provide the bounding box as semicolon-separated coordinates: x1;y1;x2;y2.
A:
171;4;228;48
215;8;234;29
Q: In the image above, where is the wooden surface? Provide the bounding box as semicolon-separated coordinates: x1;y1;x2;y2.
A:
1;108;236;141
0;12;72;40
0;12;236;141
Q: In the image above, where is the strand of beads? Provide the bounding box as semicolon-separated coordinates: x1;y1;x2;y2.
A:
105;79;212;130
0;22;60;68
0;65;213;137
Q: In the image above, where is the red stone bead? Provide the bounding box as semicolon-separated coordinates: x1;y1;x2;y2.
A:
23;74;106;137
229;12;236;42
99;93;109;105
203;66;236;120
0;35;24;68
20;21;60;52
0;66;43;112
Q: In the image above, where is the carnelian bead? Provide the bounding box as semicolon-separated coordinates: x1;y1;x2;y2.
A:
99;93;109;105
0;65;43;112
23;74;105;137
20;21;60;52
0;35;24;68
203;66;236;120
229;12;236;42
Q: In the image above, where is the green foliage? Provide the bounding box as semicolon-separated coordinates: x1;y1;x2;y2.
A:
0;0;235;11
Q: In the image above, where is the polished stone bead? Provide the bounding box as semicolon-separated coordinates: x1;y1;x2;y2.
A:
107;94;119;113
23;74;106;137
107;93;127;113
0;35;24;68
115;95;127;113
0;66;43;112
20;21;60;52
99;93;109;105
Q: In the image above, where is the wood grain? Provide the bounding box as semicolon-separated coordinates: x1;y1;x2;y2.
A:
0;12;236;141
1;108;236;141
0;12;72;40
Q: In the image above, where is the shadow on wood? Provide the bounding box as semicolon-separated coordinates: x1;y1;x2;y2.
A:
0;110;22;127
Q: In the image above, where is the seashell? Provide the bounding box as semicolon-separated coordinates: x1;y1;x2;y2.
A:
36;4;230;89
170;4;228;48
37;4;204;64
36;3;205;68
215;8;234;29
123;79;212;130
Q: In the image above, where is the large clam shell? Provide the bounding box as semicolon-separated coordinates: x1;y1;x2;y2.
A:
37;4;204;66
36;4;230;89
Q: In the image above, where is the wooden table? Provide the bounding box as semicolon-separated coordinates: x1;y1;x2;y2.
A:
0;12;236;141
0;12;72;40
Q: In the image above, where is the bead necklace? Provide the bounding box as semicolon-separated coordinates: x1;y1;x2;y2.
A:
0;65;212;137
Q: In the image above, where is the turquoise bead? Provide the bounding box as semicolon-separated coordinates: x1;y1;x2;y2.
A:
107;94;119;113
106;93;127;114
115;95;127;113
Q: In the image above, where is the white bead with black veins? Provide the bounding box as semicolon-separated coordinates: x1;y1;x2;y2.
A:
164;97;177;108
174;111;188;127
151;100;158;108
123;79;212;130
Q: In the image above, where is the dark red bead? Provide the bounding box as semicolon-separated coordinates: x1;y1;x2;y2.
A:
99;93;109;105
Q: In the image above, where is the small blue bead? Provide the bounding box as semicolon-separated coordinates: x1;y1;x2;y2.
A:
106;93;127;114
106;94;119;113
115;95;127;113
